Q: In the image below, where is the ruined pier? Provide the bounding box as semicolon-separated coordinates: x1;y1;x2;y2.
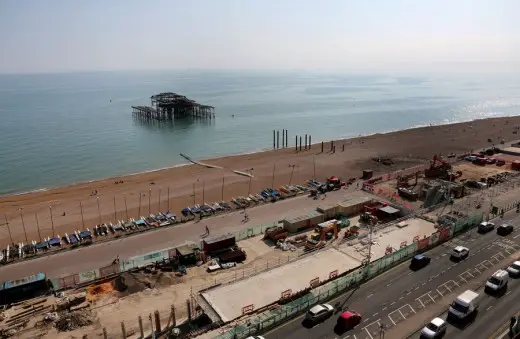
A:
132;92;215;121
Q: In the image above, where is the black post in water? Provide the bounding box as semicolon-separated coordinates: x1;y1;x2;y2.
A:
281;129;285;149
295;135;298;151
321;141;324;153
273;130;275;150
285;130;288;147
342;144;345;152
277;130;280;149
309;135;311;149
299;136;302;151
305;134;308;150
330;140;334;152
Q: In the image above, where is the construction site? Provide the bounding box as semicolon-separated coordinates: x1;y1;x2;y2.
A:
365;150;520;211
5;143;520;338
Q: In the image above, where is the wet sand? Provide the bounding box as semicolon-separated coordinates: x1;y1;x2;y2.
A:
1;116;519;246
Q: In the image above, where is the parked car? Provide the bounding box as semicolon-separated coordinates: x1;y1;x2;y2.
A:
485;269;509;293
507;261;520;277
451;246;469;260
420;317;447;338
245;336;266;339
410;254;431;270
305;304;334;324
497;223;514;236
496;159;506;166
478;221;495;233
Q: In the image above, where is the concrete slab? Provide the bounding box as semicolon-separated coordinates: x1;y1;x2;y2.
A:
340;218;437;262
201;248;362;322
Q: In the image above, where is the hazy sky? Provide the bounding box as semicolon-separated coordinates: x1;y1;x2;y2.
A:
0;0;519;74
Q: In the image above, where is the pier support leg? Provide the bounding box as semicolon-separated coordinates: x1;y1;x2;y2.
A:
277;130;280;149
282;129;285;149
305;134;308;150
309;135;311;149
295;136;298;151
342;144;345;152
154;310;161;332
273;130;276;150
285;130;288;148
299;136;302;152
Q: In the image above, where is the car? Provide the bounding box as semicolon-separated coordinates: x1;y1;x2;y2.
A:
245;337;265;339
507;261;520;277
451;246;469;260
420;317;447;338
465;155;477;162
410;254;431;270
497;223;514;236
496;159;506;166
486;158;497;164
478;221;495;233
305;304;334;323
336;310;362;331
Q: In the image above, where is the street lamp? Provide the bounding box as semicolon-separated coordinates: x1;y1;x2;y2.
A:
97;196;102;225
247;168;254;195
49;206;55;237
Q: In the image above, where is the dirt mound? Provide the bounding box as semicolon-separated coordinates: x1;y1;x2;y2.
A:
55;309;96;332
86;282;115;301
112;272;150;295
152;272;183;287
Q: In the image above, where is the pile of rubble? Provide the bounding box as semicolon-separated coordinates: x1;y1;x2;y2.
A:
55;309;96;332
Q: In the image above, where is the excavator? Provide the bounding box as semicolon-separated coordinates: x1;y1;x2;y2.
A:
424;155;452;179
305;220;339;250
397;172;420;188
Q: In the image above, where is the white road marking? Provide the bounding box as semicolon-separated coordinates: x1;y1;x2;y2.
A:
486;306;493;311
513;233;520;239
367;293;374;298
373;313;378;317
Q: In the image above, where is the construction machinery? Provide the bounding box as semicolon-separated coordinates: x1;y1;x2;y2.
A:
360;212;378;225
305;220;339;250
397;172;420;188
343;225;360;239
326;176;346;190
444;170;463;181
263;226;289;242
424;155;452;179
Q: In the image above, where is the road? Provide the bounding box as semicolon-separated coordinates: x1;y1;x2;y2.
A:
407;266;520;339
265;211;520;339
0;188;351;281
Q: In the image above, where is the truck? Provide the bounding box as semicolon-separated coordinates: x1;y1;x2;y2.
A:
448;290;480;321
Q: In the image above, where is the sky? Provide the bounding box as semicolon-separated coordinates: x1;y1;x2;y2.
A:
0;0;519;74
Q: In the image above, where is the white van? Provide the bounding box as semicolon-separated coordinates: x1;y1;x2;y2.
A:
448;290;480;321
485;270;509;292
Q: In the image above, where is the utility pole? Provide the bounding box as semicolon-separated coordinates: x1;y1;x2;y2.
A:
148;189;151;215
139;192;142;217
35;212;42;242
365;222;374;277
124;194;129;219
271;163;276;188
80;201;85;227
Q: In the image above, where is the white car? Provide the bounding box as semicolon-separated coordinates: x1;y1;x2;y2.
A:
421;317;447;338
451;246;469;260
305;304;334;323
507;261;520;277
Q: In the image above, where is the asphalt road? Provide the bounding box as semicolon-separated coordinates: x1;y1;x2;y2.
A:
408;270;520;339
265;211;520;339
0;189;350;281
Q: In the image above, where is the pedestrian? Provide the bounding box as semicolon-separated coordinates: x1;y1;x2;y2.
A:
206;225;209;235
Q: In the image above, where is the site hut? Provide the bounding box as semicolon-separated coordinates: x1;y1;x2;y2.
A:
175;243;200;266
282;210;325;233
376;205;402;222
202;233;236;256
336;196;374;216
0;272;51;305
316;202;340;220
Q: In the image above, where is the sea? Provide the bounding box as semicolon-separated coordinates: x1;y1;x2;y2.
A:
1;70;519;196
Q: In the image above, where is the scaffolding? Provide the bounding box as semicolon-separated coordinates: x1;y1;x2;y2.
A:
132;92;215;121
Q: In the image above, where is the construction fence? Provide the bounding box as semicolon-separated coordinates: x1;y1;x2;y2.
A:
212;212;483;339
50;221;282;290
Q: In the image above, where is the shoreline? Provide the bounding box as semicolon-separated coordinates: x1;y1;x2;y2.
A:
1;115;513;198
1;115;520;247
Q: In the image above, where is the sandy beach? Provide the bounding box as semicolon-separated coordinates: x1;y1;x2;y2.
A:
1;116;519;246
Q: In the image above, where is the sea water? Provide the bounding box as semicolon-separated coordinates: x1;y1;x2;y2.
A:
0;70;519;195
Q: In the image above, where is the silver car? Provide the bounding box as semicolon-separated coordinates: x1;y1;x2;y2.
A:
305;304;334;323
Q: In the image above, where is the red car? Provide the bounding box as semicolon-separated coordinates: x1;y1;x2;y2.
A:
336;310;362;330
486;158;497;164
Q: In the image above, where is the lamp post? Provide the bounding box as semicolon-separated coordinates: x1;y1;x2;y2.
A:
97;196;102;225
49;206;55;237
3;213;13;244
139;192;142;217
20;210;28;244
221;176;225;201
80;201;85;227
202;180;205;204
148;189;151;215
271;163;276;188
247;168;254;195
113;196;117;223
35;213;42;242
124;194;129;220
192;183;196;205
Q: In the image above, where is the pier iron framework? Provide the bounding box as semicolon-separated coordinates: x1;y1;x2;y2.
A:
132;92;215;121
